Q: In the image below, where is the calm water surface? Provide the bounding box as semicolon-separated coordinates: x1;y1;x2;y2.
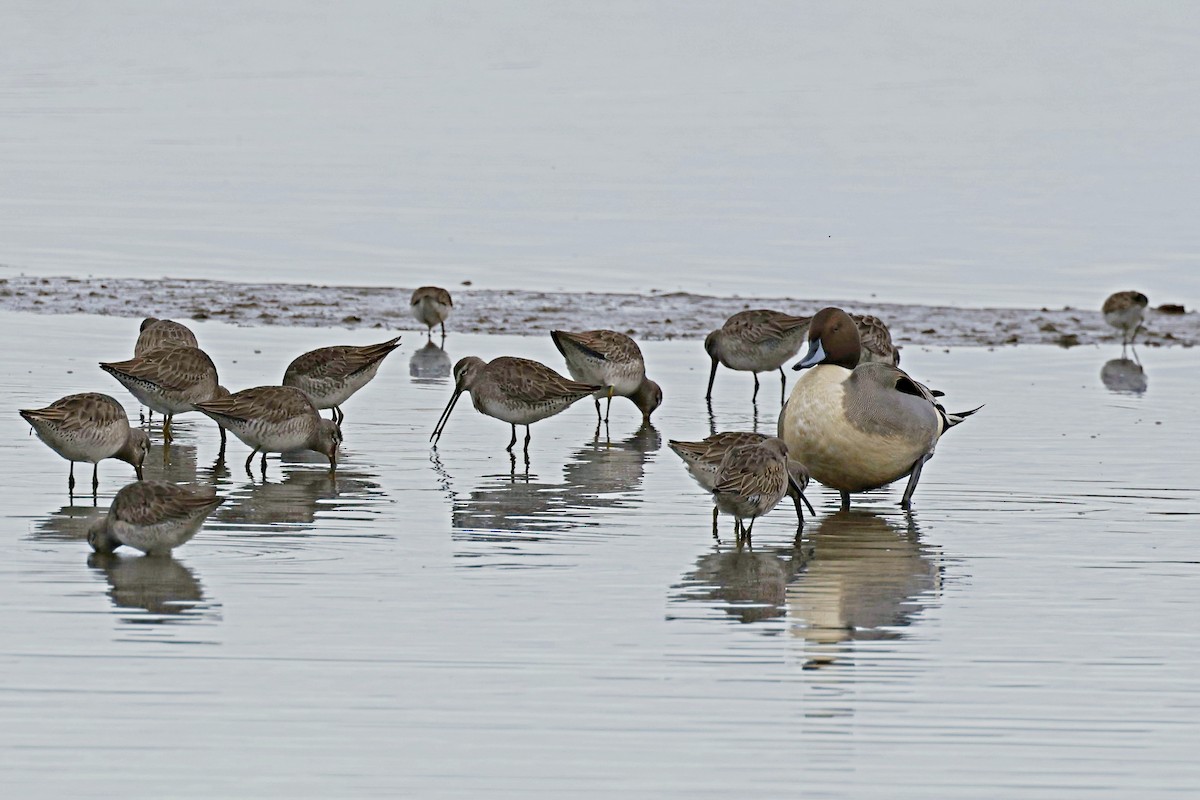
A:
2;2;1199;306
1;312;1197;797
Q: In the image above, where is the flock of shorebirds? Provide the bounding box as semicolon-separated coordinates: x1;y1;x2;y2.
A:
18;285;1152;557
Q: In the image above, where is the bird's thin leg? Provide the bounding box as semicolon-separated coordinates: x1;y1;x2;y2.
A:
506;424;517;452
68;462;76;495
779;367;787;404
840;490;851;512
594;397;602;423
752;373;760;402
524;425;532;453
217;426;227;463
900;454;929;509
605;388;613;423
163;414;173;443
712;507;719;541
261;452;268;476
440;320;446;339
92;463;100;494
244;449;257;475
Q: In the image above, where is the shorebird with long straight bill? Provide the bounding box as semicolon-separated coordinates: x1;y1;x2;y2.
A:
431;356;600;456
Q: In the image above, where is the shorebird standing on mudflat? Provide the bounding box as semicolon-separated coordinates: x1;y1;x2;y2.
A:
88;480;225;556
550;329;662;425
195;386;341;477
412;286;453;339
19;392;150;496
431;356;600;457
1102;291;1149;346
283;336;401;428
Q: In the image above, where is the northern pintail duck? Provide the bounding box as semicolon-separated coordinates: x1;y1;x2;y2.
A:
411;286;453;338
195;386;341;475
430;356;600;454
669;432;815;531
550;329;662;424
1102;291;1149;345
134;318;199;357
779;307;979;510
19;392;150;495
100;345;230;453
88;480;224;556
283;336;401;428
709;436;796;542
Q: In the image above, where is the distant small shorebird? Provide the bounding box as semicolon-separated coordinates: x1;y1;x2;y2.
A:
670;432;814;534
88;480;225;556
100;345;230;454
134;318;199;357
19;392;150;495
283;336;401;427
431;356;601;454
195;386;341;476
412;286;453;338
710;436;795;542
1102;291;1149;346
550;329;662;424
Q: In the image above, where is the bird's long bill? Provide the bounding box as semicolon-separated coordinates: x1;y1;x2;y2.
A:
793;339;825;371
430;387;464;444
705;358;718;397
790;476;817;517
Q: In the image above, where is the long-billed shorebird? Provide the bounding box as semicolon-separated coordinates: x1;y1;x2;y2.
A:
88;480;225;556
135;318;199;357
782;306;980;510
670;432;814;534
704;309;811;404
283;336;401;427
431;356;601;454
710;436;794;542
550;329;662;425
19;392;150;495
195;386;341;476
100;346;230;454
412;286;453;339
1102;291;1149;346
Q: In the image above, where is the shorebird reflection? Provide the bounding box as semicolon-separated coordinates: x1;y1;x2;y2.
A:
87;551;216;622
1101;357;1147;395
409;340;452;383
213;464;385;532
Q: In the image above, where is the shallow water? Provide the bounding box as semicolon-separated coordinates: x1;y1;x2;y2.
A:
2;3;1199;306
2;311;1197;797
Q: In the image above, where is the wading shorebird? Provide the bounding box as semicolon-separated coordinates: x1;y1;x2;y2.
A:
1102;291;1149;346
781;306;980;510
430;356;601;455
19;392;150;495
99;346;230;454
411;286;453;339
710;436;794;542
283;336;401;428
88;480;225;556
704;309;811;404
669;432;815;533
550;329;662;425
195;386;341;476
134;318;199;357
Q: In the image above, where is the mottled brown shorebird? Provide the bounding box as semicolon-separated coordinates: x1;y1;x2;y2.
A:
670;431;814;534
550;329;662;424
134;318;199;357
705;309;810;404
19;392;150;495
195;386;341;476
411;286;453;338
431;356;601;454
100;345;230;453
1102;291;1149;346
710;436;794;542
283;336;401;427
88;480;225;556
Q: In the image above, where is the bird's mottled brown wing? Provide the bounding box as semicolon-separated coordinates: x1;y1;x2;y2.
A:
101;346;218;391
135;320;198;357
851;314;899;365
285;337;401;382
723;309;810;344
412;286;452;306
20;392;128;431
196;386;315;424
557;330;643;364
713;443;788;498
489;357;601;404
110;481;224;526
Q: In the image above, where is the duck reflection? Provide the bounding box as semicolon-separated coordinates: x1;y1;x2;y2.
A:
213;464;386;532
410;340;452;383
87;551;216;622
787;510;940;667
1101;357;1147;395
447;425;661;544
